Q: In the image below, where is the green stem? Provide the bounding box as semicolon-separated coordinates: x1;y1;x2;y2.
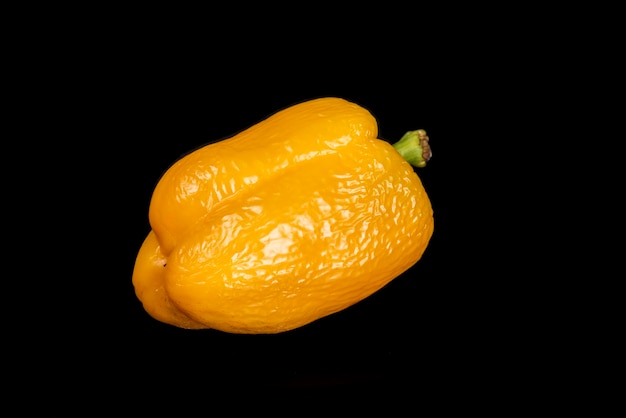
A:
392;129;431;168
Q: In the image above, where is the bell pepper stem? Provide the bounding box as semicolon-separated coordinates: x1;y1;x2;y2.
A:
392;129;431;168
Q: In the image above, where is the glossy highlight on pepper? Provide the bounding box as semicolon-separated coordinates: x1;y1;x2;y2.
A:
132;97;434;333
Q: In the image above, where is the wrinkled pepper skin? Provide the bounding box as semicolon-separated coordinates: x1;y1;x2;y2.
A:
132;97;434;333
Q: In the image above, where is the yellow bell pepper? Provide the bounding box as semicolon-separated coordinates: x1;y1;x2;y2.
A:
132;97;433;333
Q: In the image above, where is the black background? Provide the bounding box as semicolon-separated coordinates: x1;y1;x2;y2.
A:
27;17;565;409
13;4;616;412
